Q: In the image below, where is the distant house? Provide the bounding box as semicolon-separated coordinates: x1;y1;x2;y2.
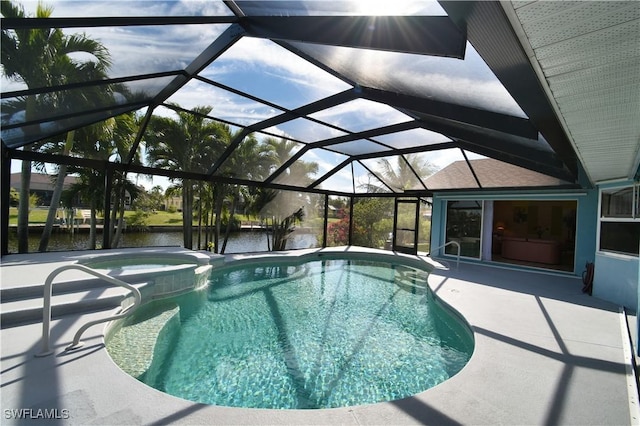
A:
164;196;182;212
10;173;83;207
10;173;133;210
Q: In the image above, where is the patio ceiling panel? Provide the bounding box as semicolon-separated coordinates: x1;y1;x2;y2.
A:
439;0;581;179
163;80;283;127
233;0;465;58
239;90;357;135
287;41;526;117
372;128;451;151
304;121;425;151
314;162;356;194
4;1;234;19
503;0;640;183
214;136;306;182
316;160;393;195
359;155;425;193
241;15;466;58
455;138;574;184
307;98;413;134
0;19;243;149
1;74;177;147
272;147;348;189
409;112;573;182
263;121;429;182
328;140;390;157
0;19;233;85
1;103;148;149
358;86;538;140
265;118;348;144
353;160;394;194
2;0;604;198
231;0;445;17
202;37;352;110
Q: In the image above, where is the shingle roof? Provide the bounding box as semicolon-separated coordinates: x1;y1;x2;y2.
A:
10;173;79;192
423;158;571;190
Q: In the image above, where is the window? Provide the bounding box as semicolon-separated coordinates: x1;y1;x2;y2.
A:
599;184;640;257
601;186;634;218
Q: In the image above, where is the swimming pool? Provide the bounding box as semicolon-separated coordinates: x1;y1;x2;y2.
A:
106;254;473;409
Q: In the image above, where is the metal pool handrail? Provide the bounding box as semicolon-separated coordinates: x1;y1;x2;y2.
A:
35;264;142;357
429;241;461;270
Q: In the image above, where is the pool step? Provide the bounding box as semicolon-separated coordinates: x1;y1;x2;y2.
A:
0;281;147;329
0;277;114;302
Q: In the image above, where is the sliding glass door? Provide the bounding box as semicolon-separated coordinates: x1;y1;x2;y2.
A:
445;200;483;258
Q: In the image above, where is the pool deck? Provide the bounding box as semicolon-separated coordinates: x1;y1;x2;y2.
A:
1;247;637;425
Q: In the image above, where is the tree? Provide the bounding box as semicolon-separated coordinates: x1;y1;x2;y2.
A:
107;112;141;248
62;172;104;249
248;137;319;251
327;207;350;247
1;0;112;252
145;104;226;249
9;188;19;207
362;153;437;193
133;186;165;212
2;0;56;252
64;117;138;249
215;132;274;253
352;197;394;248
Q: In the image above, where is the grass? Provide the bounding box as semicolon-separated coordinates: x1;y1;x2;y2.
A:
8;207;184;227
10;207;346;228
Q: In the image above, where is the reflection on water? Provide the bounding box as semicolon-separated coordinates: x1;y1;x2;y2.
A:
7;230;318;254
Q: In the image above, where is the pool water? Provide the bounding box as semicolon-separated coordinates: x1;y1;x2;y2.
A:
108;258;473;409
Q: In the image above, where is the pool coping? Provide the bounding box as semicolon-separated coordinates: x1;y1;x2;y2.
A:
0;246;636;425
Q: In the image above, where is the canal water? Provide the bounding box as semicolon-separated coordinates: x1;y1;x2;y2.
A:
6;230;318;254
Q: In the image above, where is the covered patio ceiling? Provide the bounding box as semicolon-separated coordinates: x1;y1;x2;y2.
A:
2;1;638;196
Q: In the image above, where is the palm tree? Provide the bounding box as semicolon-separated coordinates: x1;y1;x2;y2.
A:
215;131;276;253
61;173;104;248
1;0;111;252
251;137;319;251
362;153;437;193
65;120;116;249
108;112;141;248
145;104;226;249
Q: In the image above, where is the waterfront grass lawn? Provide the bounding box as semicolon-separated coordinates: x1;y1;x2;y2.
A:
8;207;185;227
10;208;339;228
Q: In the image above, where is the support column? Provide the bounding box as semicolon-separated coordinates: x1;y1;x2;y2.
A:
1;145;11;255
348;196;354;246
102;164;112;249
323;194;328;248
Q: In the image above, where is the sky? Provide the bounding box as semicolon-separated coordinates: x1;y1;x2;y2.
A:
4;0;519;192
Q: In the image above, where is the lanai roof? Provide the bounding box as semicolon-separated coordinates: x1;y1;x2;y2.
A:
2;1;639;196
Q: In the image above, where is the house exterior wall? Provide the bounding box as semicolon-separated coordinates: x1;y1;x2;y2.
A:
593;180;640;310
593;253;638;309
430;186;640;310
164;196;183;212
430;189;598;279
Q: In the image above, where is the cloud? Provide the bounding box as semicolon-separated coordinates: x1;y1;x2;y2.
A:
201;37;352;101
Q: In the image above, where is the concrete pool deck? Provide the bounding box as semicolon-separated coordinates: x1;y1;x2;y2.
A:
1;247;637;425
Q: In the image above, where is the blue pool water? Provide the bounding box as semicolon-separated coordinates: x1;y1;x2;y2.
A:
107;257;473;409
